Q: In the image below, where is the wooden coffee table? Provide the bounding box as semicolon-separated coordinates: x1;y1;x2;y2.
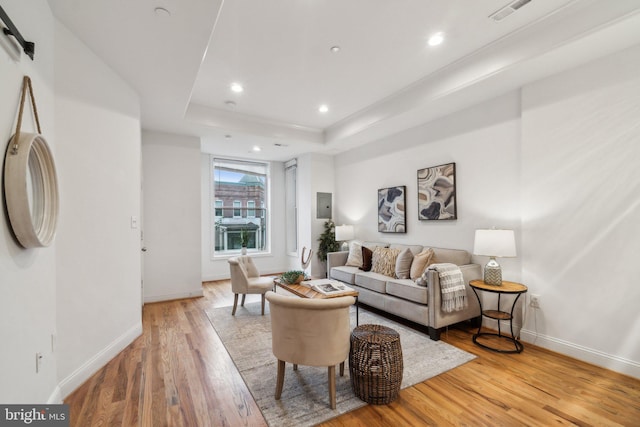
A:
273;278;360;325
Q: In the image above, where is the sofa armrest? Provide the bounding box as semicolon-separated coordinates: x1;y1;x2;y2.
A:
427;264;482;330
327;251;349;278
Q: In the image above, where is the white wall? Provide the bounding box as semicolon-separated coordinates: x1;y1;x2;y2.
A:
335;92;522;281
0;0;58;404
54;21;142;397
296;153;336;278
0;1;143;403
334;46;640;377
201;154;289;280
142;131;202;302
520;44;640;375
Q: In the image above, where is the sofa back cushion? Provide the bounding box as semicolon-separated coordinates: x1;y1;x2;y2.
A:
431;247;471;265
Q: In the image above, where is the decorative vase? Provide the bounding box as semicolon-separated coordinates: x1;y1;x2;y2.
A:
241;246;247;255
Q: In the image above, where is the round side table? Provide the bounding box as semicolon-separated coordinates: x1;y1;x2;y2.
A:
469;280;528;354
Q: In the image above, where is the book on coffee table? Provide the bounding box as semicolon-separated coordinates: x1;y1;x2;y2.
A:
300;279;355;296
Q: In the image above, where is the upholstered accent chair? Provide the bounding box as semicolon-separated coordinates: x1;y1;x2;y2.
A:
265;291;355;409
228;256;273;315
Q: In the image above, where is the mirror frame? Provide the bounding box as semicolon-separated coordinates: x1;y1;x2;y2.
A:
4;132;59;248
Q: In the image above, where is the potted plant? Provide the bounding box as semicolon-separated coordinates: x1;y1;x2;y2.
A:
280;270;307;285
240;228;249;255
317;219;340;263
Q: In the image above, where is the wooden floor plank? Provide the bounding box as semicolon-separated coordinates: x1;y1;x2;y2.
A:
64;279;640;426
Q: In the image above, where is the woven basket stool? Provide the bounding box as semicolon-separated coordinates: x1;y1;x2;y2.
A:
349;324;403;404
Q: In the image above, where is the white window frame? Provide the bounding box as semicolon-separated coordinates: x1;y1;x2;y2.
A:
211;156;270;258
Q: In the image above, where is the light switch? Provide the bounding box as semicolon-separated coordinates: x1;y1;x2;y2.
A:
131;216;138;229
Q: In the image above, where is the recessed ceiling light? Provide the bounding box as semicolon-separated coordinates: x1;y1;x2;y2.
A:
318;104;329;113
274;143;289;147
252;146;261;152
428;32;444;47
330;46;341;53
225;100;236;108
230;82;244;93
225;134;232;139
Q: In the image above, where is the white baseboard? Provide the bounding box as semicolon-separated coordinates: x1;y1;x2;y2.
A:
520;329;640;379
202;274;229;282
144;289;204;304
57;322;142;399
479;318;639;379
47;386;62;404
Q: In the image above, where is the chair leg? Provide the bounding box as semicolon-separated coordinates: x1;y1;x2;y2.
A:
232;294;238;316
241;294;246;306
339;361;345;377
275;360;286;400
261;294;266;315
328;365;336;409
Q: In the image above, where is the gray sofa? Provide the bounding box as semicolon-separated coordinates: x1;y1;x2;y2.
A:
327;243;481;340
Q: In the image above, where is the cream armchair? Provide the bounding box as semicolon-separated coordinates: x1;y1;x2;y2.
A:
265;291;355;409
228;256;273;315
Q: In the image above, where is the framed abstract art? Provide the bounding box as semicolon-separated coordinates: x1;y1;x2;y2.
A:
417;162;457;220
378;186;406;233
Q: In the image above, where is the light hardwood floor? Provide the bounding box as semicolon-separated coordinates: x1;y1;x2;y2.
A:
65;280;640;426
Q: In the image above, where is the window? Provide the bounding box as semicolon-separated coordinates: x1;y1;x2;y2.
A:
212;157;269;256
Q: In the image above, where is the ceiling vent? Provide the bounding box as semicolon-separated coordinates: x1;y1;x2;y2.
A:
489;0;532;22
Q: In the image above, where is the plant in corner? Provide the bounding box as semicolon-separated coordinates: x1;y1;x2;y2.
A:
317;219;340;262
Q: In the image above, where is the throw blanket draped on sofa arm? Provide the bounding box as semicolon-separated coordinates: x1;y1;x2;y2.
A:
426;263;467;313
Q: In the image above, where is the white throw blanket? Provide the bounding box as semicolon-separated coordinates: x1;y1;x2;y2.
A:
427;263;468;313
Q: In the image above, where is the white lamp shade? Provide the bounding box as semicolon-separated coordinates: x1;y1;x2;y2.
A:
473;229;516;257
334;224;354;241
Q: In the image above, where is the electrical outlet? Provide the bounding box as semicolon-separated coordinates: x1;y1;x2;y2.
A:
530;294;541;309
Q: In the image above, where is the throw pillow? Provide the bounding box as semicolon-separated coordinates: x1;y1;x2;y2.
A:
371;247;401;277
395;248;414;279
345;242;363;267
359;246;373;271
410;248;435;280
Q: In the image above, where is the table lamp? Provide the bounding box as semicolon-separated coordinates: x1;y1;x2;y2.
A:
334;224;354;251
473;229;516;285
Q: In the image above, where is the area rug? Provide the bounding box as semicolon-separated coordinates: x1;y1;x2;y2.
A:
205;302;475;427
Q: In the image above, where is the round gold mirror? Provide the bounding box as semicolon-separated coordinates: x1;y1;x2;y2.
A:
4;132;59;248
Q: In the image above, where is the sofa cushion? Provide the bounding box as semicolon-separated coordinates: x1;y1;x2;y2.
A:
345;241;363;267
410;248;435;280
386;278;428;304
355;271;388;293
360;246;373;271
395;248;414;279
330;266;360;285
371;247;400;277
431;247;471;266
